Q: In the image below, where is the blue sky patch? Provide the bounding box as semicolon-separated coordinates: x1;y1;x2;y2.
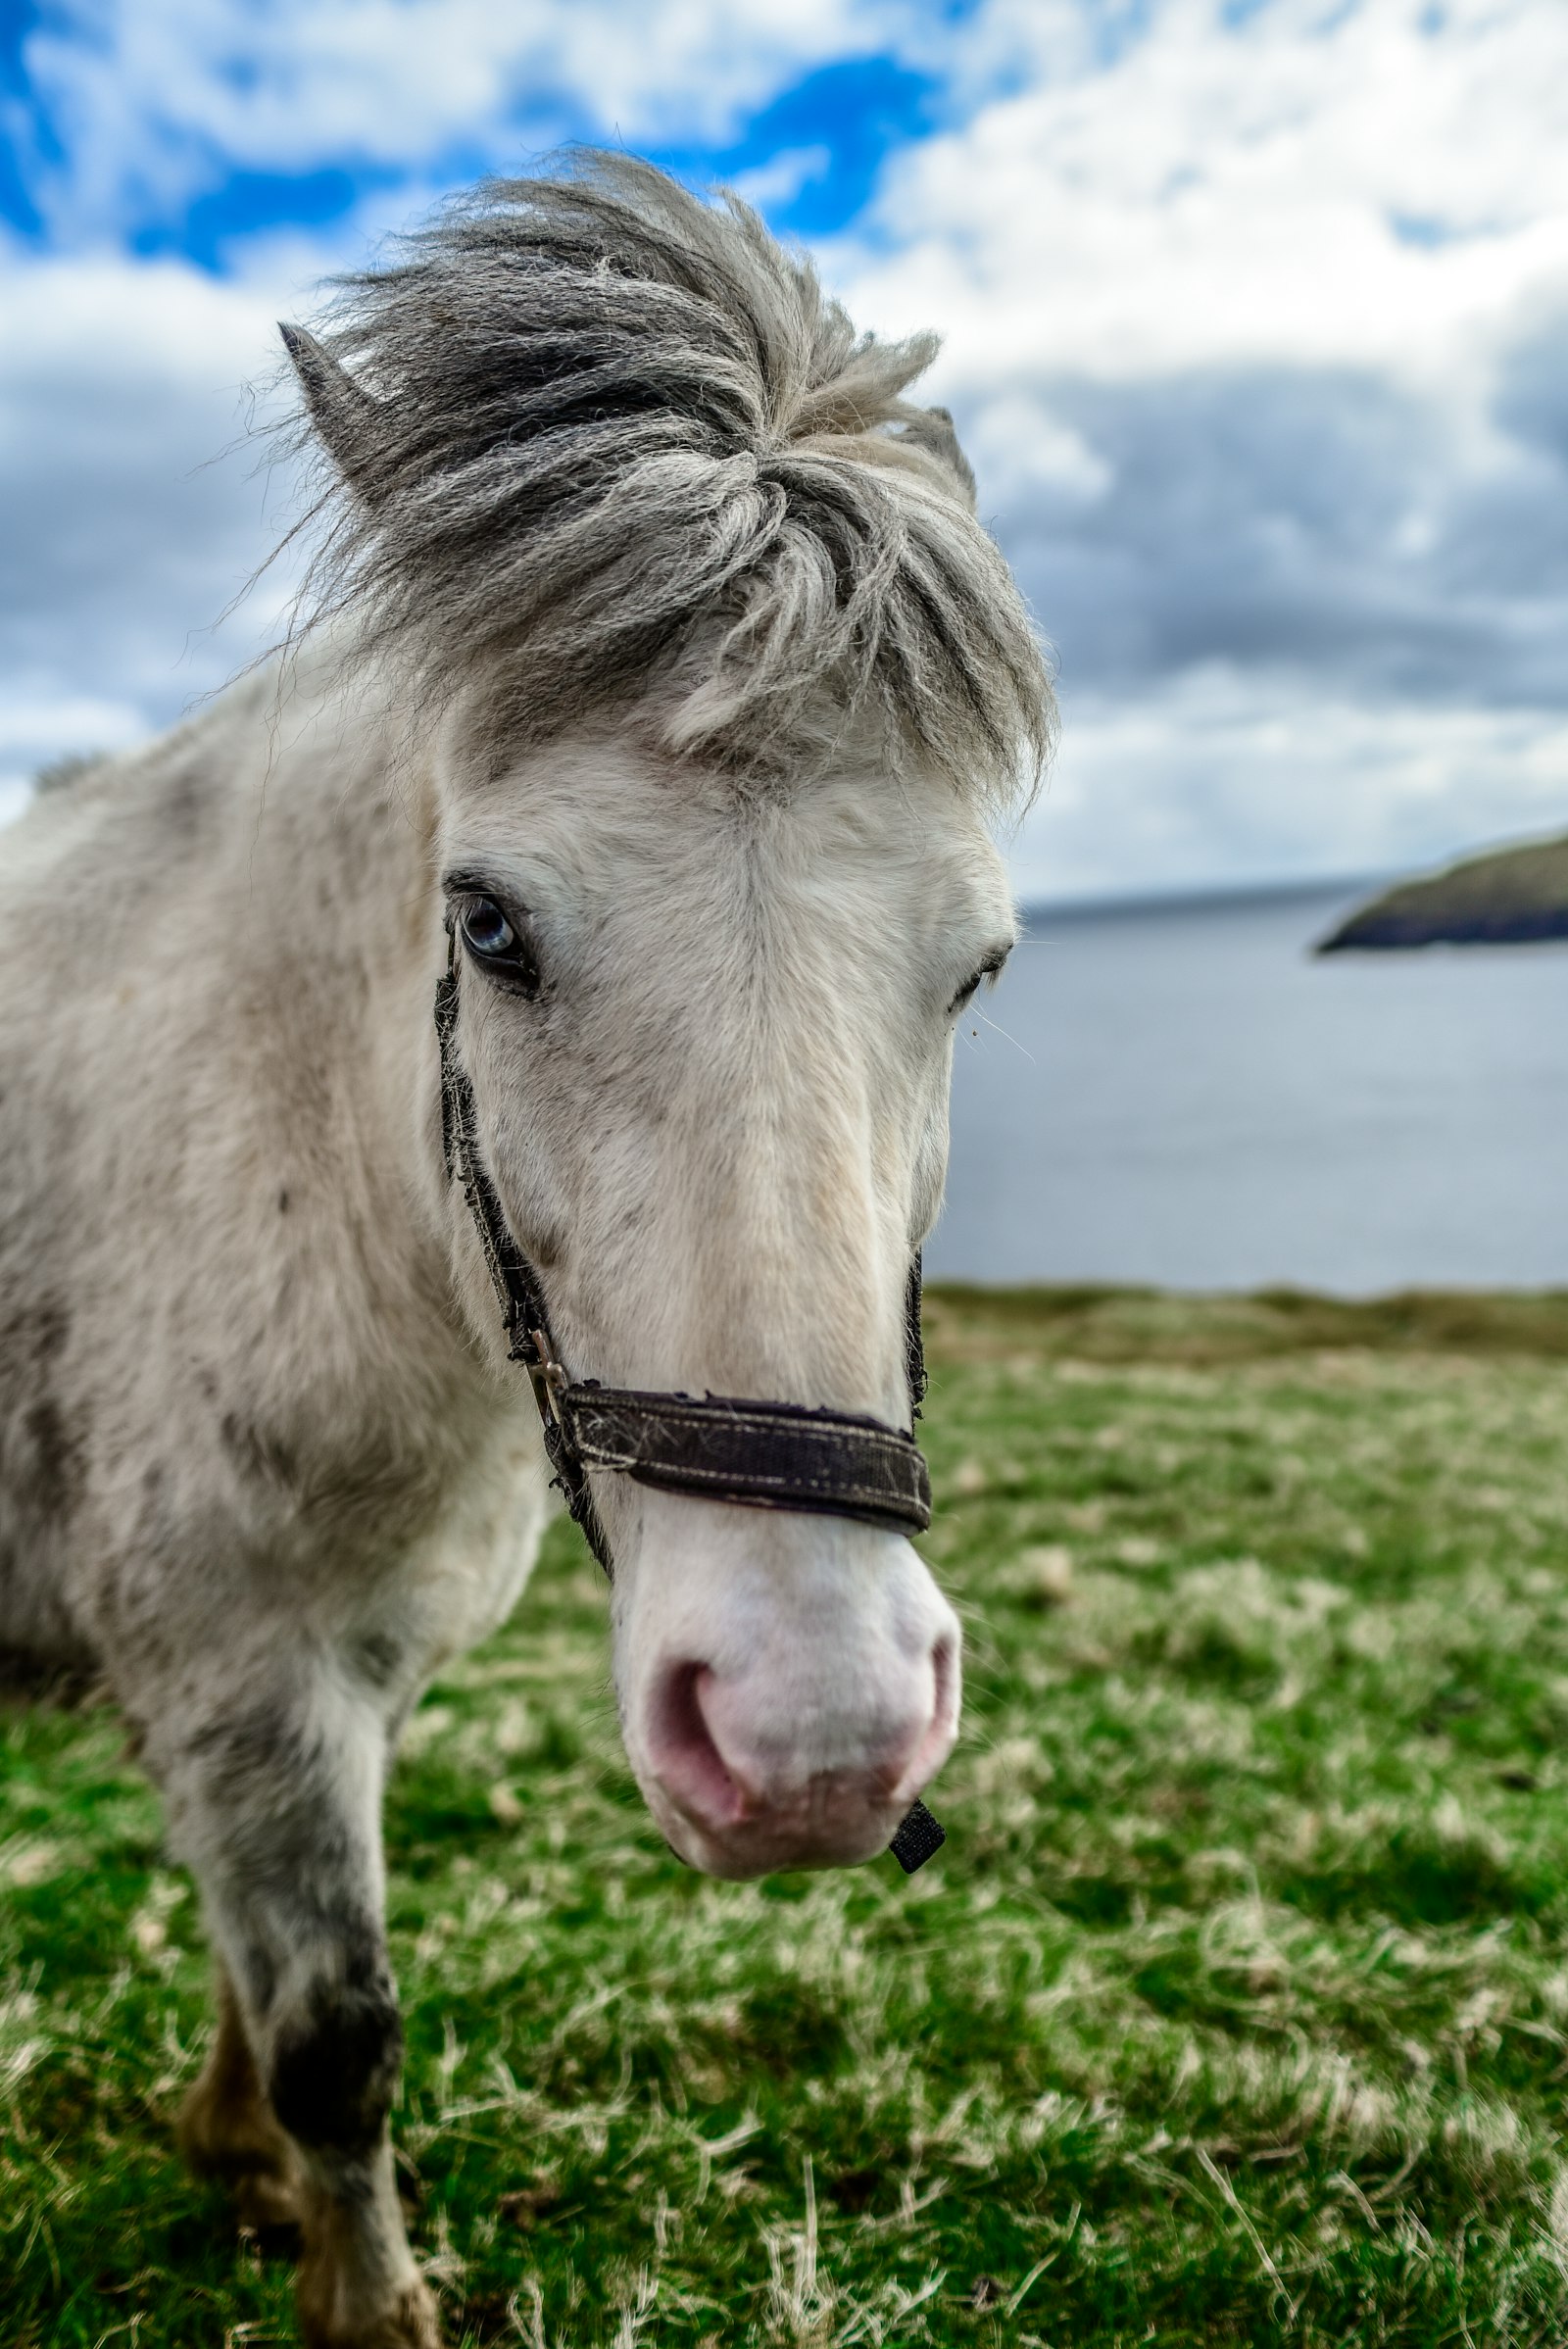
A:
650;55;939;239
127;165;389;269
1;0;53;238
2;22;948;268
1390;211;1463;249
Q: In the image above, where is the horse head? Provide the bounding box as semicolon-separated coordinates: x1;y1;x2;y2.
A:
280;153;1053;1879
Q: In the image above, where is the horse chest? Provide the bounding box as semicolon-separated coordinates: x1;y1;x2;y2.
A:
344;1413;555;1703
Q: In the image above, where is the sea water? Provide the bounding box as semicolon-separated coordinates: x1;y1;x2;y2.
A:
930;882;1568;1294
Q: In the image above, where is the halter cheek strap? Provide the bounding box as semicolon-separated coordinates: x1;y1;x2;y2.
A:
434;928;946;1873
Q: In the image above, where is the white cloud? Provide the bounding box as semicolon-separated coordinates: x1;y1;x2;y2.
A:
728;146;833;212
835;0;1568;384
1011;671;1568;904
963;393;1111;505
815;0;1568;897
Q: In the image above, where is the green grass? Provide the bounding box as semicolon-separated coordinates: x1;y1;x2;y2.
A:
8;1286;1568;2346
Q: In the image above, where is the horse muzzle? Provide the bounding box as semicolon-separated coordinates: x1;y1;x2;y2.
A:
617;1497;960;1879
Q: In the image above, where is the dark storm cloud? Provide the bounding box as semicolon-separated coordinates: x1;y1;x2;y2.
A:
1496;301;1568;467
0;278;293;774
1;385;261;686
983;319;1568;711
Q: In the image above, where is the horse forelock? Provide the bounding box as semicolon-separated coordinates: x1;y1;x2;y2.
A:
274;151;1054;807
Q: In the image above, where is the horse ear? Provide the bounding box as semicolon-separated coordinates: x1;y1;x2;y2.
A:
279;323;381;497
892;404;978;511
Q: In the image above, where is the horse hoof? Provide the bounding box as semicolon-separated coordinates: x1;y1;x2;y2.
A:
387;2280;444;2349
296;2272;443;2349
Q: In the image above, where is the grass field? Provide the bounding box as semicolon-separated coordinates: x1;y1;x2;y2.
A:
8;1286;1568;2348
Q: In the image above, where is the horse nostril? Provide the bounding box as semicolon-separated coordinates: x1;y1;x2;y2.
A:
932;1634;956;1735
647;1660;750;1832
889;1631;959;1802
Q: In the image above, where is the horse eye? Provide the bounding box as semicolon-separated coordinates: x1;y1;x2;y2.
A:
458;896;540;992
462;897;514;956
949;950;1009;1017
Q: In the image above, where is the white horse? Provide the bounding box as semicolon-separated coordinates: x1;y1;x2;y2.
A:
0;156;1051;2347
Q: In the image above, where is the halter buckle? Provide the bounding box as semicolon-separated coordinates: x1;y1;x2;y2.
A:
526;1326;569;1423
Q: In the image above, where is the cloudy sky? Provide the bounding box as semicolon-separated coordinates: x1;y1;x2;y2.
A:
3;0;1567;900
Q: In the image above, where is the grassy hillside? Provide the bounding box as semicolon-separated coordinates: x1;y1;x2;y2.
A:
1318;833;1568;951
8;1286;1568;2346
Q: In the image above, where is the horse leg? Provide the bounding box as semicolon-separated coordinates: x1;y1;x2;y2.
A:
159;1672;440;2349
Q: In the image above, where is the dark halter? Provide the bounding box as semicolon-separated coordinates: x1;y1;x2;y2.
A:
434;922;946;1874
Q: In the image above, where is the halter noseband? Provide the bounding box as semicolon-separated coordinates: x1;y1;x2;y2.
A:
434;923;946;1874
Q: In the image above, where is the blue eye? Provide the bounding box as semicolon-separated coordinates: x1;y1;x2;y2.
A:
457;894;541;994
463;897;514;957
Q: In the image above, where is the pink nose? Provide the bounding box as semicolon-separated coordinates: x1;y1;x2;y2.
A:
645;1640;956;1872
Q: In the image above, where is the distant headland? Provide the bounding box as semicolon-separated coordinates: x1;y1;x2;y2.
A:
1316;831;1568;952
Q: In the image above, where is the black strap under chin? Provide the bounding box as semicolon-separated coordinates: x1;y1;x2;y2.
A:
434;926;944;1869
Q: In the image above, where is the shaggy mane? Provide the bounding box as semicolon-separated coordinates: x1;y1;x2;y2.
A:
278;152;1054;801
